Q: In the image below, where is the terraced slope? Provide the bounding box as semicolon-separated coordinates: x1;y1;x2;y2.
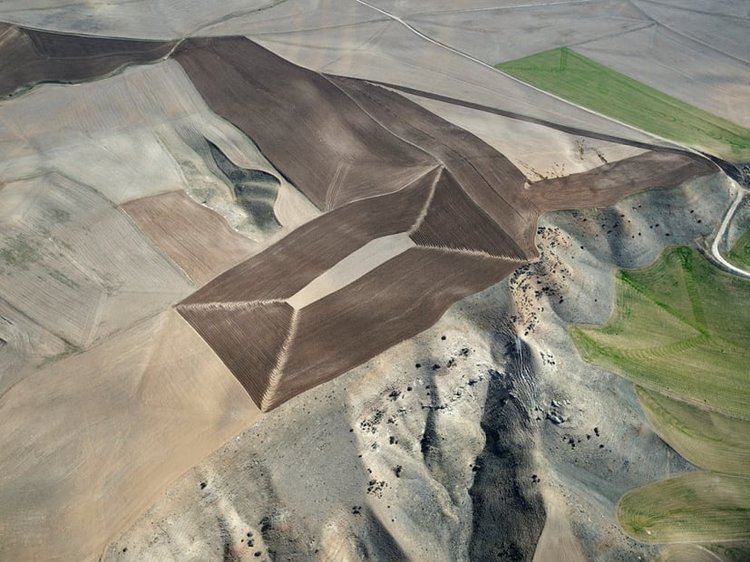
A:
498;48;750;163
571;247;750;420
571;247;750;545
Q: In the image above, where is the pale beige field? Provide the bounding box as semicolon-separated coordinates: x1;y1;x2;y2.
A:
577;26;750;129
0;59;303;241
123;190;257;285
0;173;192;350
0;310;260;561
401;94;647;181
532;489;586;562
251;22;672;149
287;232;416;310
0;0;380;39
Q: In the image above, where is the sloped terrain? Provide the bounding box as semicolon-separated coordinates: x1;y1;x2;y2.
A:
171;37;711;411
0;3;746;561
105;174;732;562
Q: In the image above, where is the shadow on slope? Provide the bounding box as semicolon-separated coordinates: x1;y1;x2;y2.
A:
468;322;545;561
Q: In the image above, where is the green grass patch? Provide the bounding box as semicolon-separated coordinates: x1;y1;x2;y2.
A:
497;48;750;162
572;245;750;547
728;230;750;270
569;246;750;420
618;472;750;543
636;387;750;476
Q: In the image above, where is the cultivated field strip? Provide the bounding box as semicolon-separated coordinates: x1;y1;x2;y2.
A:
0;310;259;562
528;151;715;212
617;472;750;544
172;36;436;210
498;47;750;162
178;301;294;403
262;248;520;410
180;168;439;306
286;233;417;310
636;387;750;477
410;168;527;259
122;190;256;285
330;75;538;251
572;247;750;420
0;23;174;98
577;25;750;129
0;173;192;348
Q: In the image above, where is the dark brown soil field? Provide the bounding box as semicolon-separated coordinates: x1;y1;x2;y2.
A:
172;37;436;210
0;23;173;98
329;76;540;254
266;247;520;410
180;148;711;411
180;167;440;306
178;301;294;402
122;191;256;285
411;168;527;259
170;36;716;411
528;151;716;212
182;247;518;411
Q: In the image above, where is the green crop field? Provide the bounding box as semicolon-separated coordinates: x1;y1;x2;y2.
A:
728;230;750;270
618;472;750;543
497;48;750;162
570;246;750;420
571;246;750;546
636;387;750;476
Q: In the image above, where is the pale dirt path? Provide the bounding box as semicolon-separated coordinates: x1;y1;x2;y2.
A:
711;179;750;279
532;488;587;562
